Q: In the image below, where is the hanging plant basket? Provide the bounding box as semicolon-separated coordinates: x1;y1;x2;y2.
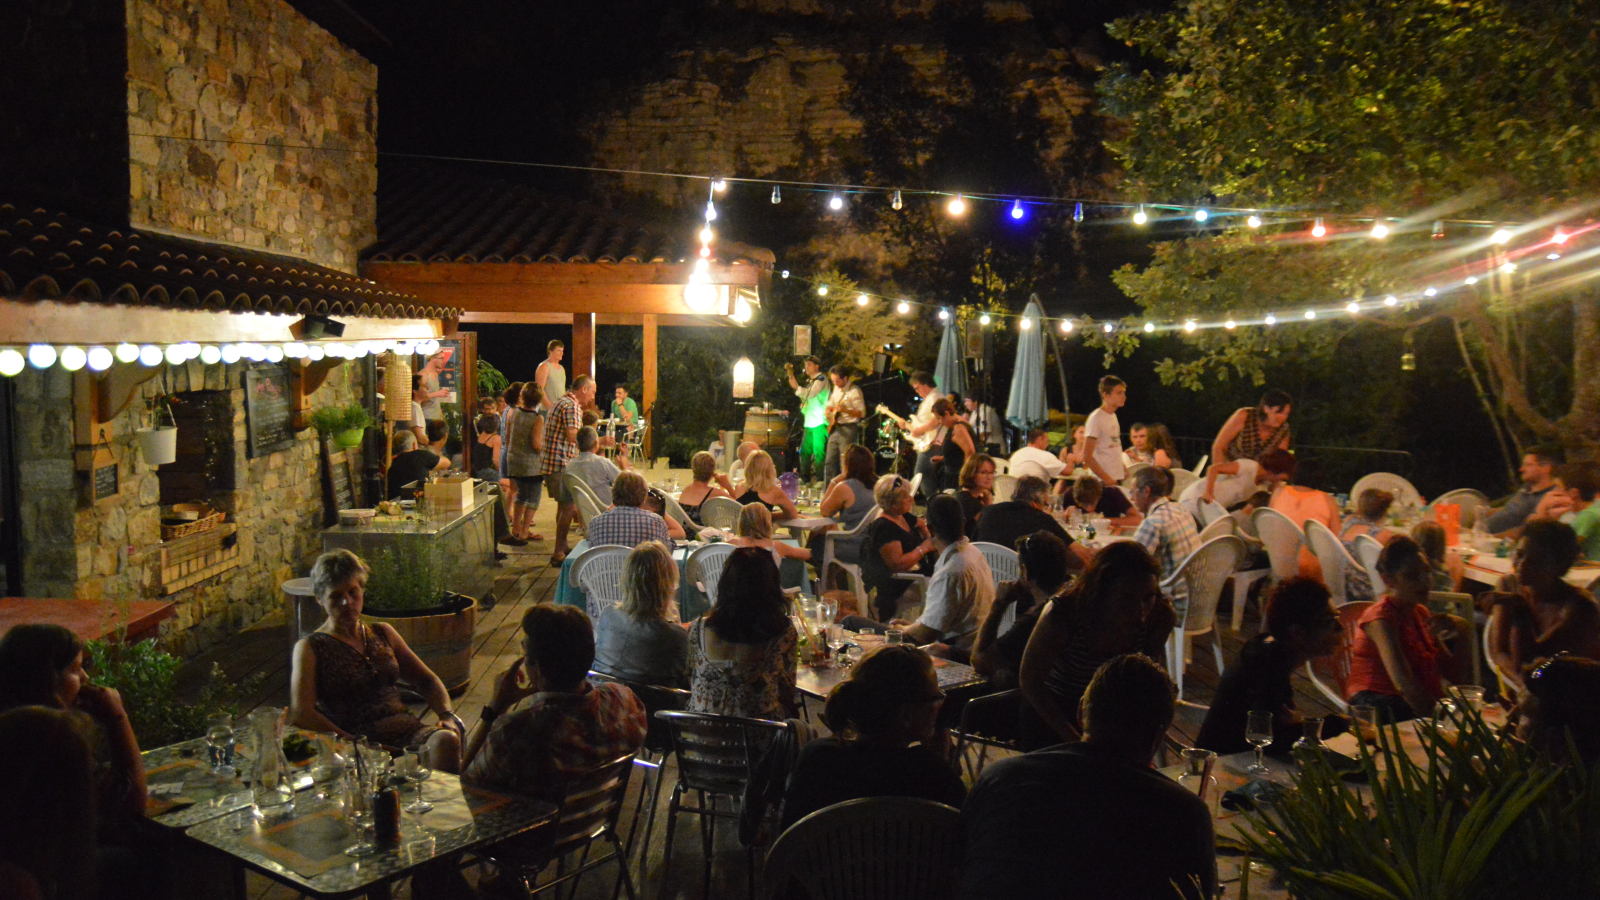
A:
333;427;366;450
136;425;178;466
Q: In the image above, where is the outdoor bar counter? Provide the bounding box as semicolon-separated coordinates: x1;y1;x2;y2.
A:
320;491;498;565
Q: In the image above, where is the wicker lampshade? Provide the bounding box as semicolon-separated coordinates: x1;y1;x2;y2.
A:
383;354;412;421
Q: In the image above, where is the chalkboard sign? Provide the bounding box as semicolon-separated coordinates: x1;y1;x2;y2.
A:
329;449;355;510
92;461;119;502
244;366;296;458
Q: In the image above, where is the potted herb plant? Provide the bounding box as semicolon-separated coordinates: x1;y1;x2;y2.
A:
135;392;179;466
310;402;375;450
357;541;476;695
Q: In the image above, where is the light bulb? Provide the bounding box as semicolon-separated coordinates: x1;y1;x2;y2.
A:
1311;217;1327;238
1549;252;1562;260
771;186;781;204
1432;220;1445;239
1072;202;1084;223
1465;276;1478;285
27;344;57;368
781;270;790;279
1264;314;1277;326
1553;229;1568;244
59;346;86;371
1247;215;1262;229
1183;320;1197;333
1491;228;1512;244
699;226;714;244
733;297;753;323
306;345;325;361
1384;295;1398;306
1370;222;1389;239
1102;322;1115;333
284;342;307;358
938;308;950;321
87;346;113;371
0;349;22;377
711;178;727;193
891;190;902;211
896;301;911;315
1224;319;1236;330
947;194;966;216
1501;261;1517;273
139;345;162;366
1019;317;1032;330
828;194;844;211
420;339;441;356
265;345;285;362
1144;322;1155;333
1060;319;1073;333
1194;208;1209;222
704;200;717;221
1305;309;1317;319
200;345;221;364
1424;287;1438;296
164;344;186;365
817;285;829;297
1347;301;1361;314
1133;205;1148;225
979;313;991;326
115;342;140;363
855;293;869;307
220;344;241;364
1011;200;1025;220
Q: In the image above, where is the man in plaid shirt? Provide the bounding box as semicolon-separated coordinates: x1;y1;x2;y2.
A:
543;374;597;563
1129;466;1201;613
586;471;672;549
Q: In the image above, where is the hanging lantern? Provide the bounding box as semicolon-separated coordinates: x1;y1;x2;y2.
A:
1401;334;1417;372
384;352;413;421
732;357;755;399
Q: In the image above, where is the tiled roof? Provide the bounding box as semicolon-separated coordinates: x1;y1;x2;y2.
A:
365;163;775;268
0;203;458;319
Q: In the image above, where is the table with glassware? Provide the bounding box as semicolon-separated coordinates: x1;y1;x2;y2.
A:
1451;542;1600;590
143;712;556;899
554;535;809;621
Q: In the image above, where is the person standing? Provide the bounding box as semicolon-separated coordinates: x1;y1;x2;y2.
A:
542;374;596;564
822;365;865;485
1211;389;1293;465
787;356;831;483
534;340;567;413
417;349;453;426
929;398;977;495
1082;375;1127;488
502;383;546;545
966;395;1006;456
903;371;945;498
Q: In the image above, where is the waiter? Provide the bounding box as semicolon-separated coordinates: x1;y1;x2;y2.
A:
822;365;866;484
787;356;830;483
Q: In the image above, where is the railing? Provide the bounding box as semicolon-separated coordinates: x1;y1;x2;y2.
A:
1172;436;1415;494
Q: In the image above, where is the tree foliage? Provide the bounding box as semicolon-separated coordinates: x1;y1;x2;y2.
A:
1098;0;1600;461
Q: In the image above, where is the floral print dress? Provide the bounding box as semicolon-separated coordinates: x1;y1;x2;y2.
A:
686;618;798;721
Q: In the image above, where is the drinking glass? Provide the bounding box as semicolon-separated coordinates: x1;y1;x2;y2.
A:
885;628;905;646
1291;716;1324;754
1351;705;1380;745
205;715;236;777
1245;710;1274;776
826;623;846;665
401;743;433;814
342;742;388;857
1432;699;1463;746
1449;685;1486;716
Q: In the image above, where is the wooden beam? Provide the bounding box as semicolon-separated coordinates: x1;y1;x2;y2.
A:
458;311;733;327
364;261;763;288
642;314;657;459
370;282;738;317
572;314;595;386
0;300;443;344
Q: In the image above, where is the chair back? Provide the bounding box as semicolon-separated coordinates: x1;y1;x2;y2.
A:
761;797;963;900
590;673;691;757
1307;599;1373;711
657;490;694;529
1350;472;1425;508
1198;498;1228;527
1170;468;1200;497
654;710;791;798
515;752;637;871
1197;515;1235;544
950;689;1022;781
1351;534;1384;595
907;471;923;502
970;542;1019;589
699;495;744;531
686;542;736;605
1429;488;1491;528
570;544;633;619
1251;507;1306;582
1190;454;1209;477
1121;461;1150;488
991;458;1008;475
565;473;606;526
991;474;1018;503
1164;535;1247;633
1304;519;1357;605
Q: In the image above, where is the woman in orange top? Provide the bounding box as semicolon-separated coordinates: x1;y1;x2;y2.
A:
1266;453;1341;580
1346;537;1446;722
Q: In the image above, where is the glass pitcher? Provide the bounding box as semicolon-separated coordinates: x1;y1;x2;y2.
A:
247;707;296;817
1292;716;1325;755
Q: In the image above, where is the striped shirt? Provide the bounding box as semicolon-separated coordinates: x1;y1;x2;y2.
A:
1133;497;1202;608
540;393;582;475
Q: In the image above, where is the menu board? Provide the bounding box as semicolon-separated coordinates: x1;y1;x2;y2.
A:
92;461;119;502
244;365;296;458
328;449;355;510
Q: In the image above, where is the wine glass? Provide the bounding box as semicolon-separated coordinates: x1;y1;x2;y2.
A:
205;715;236;777
1245;710;1274;776
401;743;433;814
826;623;846;665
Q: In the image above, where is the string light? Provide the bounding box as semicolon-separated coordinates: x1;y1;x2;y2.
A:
856;293;869;307
58;346;86;371
1133;205;1148;225
1501;261;1517;273
1491;228;1512;244
1265;314;1277;325
1548;252;1561;260
1553;229;1568;244
1224;319;1237;330
1247;215;1262;229
1424;287;1438;296
1060;319;1073;333
1144;322;1155;333
1194;208;1209;222
1010;200;1025;220
828;194;844;211
938;308;950;320
947;194;966;216
1311;217;1327;238
817;285;829;296
220;344;241;364
1102;322;1115;333
704;200;717;221
139;345;162;366
891;190;902;211
1019;316;1033;330
1183;320;1197;332
1432;221;1445;239
1346;301;1361;314
0;350;21;377
1072;202;1084;223
115;342;139;363
86;346;113;371
710;178;727;192
1370;222;1389;239
27;344;56;368
781;270;790;278
200;345;221;364
1385;295;1399;306
979;313;991;326
896;300;911;315
699;226;714;244
1465;276;1478;285
771;186;781;204
1305;309;1317;319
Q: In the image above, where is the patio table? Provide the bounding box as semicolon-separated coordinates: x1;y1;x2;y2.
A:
1452;546;1600;590
795;631;986;699
555;538;808;621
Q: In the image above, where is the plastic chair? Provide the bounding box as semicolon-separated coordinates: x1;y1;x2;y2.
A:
818;506;880;611
565;472;607;527
472;752;641;899
991;458;1008;476
1198;516;1234;544
655;711;794;900
991;474;1018;503
622;422;647;467
687;542;736;606
1251;507;1306;583
971;541;1018;590
1306;600;1373;712
1161;535;1247;701
1350;472;1425;508
1428;591;1480;687
949;689;1022;782
657;490;695;532
1198;498;1228;527
907;471;924;504
1190;454;1209;477
760;797;963;900
1170;468;1200;497
1351;534;1384;596
570;544;633;620
699;496;744;531
1429;488;1491;528
1305;519;1360;605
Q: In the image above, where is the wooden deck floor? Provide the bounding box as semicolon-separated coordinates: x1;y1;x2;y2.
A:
173;475;1338;899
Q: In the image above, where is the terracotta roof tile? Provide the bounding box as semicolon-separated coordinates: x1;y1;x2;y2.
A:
0;203;458;320
365;163;775;268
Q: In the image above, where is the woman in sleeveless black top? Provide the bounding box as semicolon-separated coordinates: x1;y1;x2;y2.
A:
931;399;976;494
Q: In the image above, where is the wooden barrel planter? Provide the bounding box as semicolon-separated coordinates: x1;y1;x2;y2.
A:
363;594;477;696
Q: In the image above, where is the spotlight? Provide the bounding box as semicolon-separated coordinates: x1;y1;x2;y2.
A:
298;314;346;340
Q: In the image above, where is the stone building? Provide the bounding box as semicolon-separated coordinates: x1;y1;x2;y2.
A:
0;0;454;654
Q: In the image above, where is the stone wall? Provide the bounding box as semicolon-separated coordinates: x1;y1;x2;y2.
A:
15;359;369;656
125;0;378;273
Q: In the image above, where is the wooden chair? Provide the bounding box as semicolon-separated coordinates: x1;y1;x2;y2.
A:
1161;535;1247;701
1306;600;1373;712
760;797;963;900
569;544;632;620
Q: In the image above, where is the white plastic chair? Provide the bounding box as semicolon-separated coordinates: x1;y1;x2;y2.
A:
1161;535;1247;701
698;496;743;531
1429;488;1491;528
992;474;1018;503
686;542;736;607
1251;507;1306;583
1198;499;1228;527
819;506;880;612
1350;472;1425;508
1190;454;1208;478
657;490;694;531
1305;519;1359;605
1121;461;1150;488
565;473;606;529
1307;600;1372;712
569;544;632;620
907;471;924;504
1351;534;1384;596
1170;468;1200;497
1198;516;1234;544
973;541;1021;632
991;458;1008;475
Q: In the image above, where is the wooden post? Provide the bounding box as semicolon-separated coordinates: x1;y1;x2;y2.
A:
572;313;596;386
642;314;658;458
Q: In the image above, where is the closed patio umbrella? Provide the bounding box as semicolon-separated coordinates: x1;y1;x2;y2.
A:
934;316;969;397
1005;297;1048;432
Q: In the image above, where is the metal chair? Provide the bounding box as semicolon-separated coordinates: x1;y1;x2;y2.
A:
818;506;881;611
565;472;607;528
1306;600;1373;712
654;711;794;900
472;752;642;900
687;542;736;606
699;496;744;531
1429;488;1491;528
1305;519;1360;605
570;544;633;619
1350;472;1425;508
587;673;692;871
1251;507;1306;583
992;473;1018;503
949;688;1022;782
622;423;647;467
760;797;963;900
1161;535;1247;701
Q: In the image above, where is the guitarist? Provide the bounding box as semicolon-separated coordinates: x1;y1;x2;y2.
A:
878;371;944;500
822;365;865;484
786;356;830;483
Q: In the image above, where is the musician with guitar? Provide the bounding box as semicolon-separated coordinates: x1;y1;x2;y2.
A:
878;371;944;499
786;356;830;483
822;365;866;483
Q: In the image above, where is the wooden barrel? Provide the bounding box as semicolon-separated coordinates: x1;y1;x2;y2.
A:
742;406;789;447
363;597;477;696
